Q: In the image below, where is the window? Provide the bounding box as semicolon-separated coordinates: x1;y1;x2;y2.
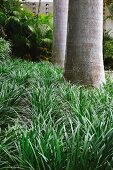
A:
46;3;49;7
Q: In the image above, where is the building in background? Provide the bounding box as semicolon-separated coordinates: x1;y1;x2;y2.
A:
20;0;53;15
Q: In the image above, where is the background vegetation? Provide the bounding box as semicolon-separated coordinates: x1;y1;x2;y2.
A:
103;0;113;69
103;31;113;69
0;0;53;61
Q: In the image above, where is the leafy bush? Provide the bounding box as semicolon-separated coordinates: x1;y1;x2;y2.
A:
0;0;53;61
1;56;113;169
107;0;113;16
103;31;113;69
0;0;21;15
0;38;11;60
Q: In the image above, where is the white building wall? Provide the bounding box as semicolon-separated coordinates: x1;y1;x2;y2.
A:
21;0;53;15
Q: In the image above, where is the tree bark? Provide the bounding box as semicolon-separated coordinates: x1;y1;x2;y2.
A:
64;0;105;87
53;0;69;68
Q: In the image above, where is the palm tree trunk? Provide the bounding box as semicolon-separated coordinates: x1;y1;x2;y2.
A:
53;0;69;68
64;0;105;87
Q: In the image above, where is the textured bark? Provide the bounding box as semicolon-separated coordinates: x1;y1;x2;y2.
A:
64;0;105;87
53;0;69;68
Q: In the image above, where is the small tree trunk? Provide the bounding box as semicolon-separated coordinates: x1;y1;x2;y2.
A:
37;0;41;17
64;0;105;87
53;0;69;68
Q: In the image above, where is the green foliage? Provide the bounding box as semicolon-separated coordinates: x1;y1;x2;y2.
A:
103;1;113;70
103;31;113;69
0;56;113;169
0;0;21;16
108;0;113;16
0;0;53;61
0;38;11;60
104;31;113;59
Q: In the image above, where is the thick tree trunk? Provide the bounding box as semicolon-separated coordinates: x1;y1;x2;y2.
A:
64;0;105;87
53;0;69;68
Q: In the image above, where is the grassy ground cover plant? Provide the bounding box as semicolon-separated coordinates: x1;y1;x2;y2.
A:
0;39;113;169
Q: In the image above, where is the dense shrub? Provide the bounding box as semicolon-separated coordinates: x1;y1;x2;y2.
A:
0;0;21;15
108;0;113;16
0;0;53;61
103;1;113;70
0;38;11;60
103;31;113;69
